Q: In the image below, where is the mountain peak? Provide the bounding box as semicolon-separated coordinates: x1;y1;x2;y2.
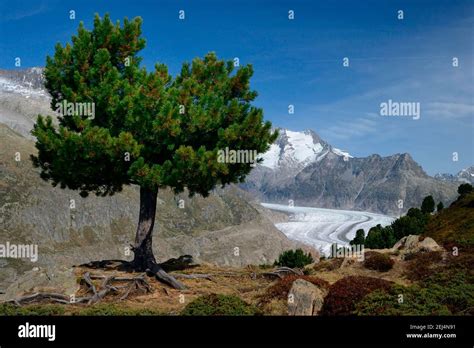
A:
260;128;351;170
435;166;474;184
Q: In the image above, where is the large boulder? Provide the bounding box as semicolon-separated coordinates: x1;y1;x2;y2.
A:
287;279;326;316
392;235;443;258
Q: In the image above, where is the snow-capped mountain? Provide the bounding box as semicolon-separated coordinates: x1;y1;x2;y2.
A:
435;166;474;185
0;68;53;138
243;129;459;215
259;129;351;180
0;67;48;97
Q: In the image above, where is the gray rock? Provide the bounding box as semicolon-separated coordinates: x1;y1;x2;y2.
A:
287;279;326;316
392;235;443;258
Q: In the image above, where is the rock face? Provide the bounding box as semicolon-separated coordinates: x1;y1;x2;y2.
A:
287;279;326;316
242;129;459;215
392;235;443;258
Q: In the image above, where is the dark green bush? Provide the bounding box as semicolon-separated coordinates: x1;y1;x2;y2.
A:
353;207;430;249
363;252;394;272
0;303;66;316
354;284;452;316
391;211;429;241
421;195;435;214
350;229;365;245
364;224;396;249
181;294;260;316
437;201;444;212
458;183;473;196
74;303;164;316
274;249;314;268
355;271;474;316
0;302;165;316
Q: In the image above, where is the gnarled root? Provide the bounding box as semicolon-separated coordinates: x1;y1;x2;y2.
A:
78;254;198;290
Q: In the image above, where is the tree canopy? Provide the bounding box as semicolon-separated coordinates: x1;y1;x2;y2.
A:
31;14;277;198
421;195;435;214
458;183;473;196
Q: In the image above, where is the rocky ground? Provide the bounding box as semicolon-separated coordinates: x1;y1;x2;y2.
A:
2;231;467;316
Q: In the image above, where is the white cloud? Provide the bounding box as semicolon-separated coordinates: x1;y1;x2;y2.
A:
424;102;474;120
322;114;378;140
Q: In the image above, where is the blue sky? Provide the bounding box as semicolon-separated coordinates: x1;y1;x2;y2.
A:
0;0;472;175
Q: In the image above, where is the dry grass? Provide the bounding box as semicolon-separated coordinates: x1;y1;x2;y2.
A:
69;264;274;315
424;192;474;247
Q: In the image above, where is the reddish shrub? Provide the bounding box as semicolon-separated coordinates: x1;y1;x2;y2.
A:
363;252;394;272
320;276;393;315
404;251;443;281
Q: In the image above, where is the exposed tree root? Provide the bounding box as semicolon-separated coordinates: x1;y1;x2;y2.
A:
6;292;73;306
4;272;153;307
77;255;198;290
158;255;199;272
145;262;186;290
81;272;151;304
262;267;304;279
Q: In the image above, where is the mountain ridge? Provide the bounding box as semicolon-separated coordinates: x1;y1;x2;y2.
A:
244;128;460;215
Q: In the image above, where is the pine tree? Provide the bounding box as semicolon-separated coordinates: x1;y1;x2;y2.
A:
458;183;473;196
350;229;365;245
31;14;277;289
421;195;435;214
437;201;444;212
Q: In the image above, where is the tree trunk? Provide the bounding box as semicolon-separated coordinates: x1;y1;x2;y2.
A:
132;186;185;290
132;186;158;269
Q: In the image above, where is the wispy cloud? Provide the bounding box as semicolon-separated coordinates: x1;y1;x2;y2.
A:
321;113;379;140
424;102;474;120
0;2;48;22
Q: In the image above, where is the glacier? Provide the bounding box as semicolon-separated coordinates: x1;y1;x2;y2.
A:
262;203;395;256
